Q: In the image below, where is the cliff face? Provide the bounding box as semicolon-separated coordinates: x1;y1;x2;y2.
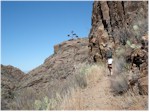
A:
89;1;148;61
89;1;148;95
1;1;148;110
89;1;148;45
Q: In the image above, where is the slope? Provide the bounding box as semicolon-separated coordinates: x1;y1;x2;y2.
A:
60;64;148;110
2;38;90;110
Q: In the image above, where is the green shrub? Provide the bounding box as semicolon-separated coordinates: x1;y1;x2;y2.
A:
74;63;90;89
34;93;62;110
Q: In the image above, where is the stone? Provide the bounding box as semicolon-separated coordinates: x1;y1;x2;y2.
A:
88;1;148;95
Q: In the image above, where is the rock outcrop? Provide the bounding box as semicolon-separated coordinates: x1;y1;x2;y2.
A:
1;65;25;110
20;38;89;88
89;1;148;61
1;1;148;110
88;1;148;95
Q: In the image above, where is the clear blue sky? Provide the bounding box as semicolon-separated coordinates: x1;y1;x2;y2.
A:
1;1;93;72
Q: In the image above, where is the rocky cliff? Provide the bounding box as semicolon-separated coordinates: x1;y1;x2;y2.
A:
88;1;148;95
1;1;148;110
89;1;148;60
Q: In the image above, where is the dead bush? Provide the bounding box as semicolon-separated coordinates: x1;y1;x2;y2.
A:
110;75;129;95
10;87;37;110
111;58;129;94
74;63;105;88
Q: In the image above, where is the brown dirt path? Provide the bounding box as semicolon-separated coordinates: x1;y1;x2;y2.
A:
78;75;120;110
60;71;148;110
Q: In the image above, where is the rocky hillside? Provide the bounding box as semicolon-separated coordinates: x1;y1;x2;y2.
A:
1;38;89;110
1;1;148;110
88;1;148;95
19;38;89;90
1;65;25;109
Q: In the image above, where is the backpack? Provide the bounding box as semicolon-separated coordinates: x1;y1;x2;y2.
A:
106;49;112;59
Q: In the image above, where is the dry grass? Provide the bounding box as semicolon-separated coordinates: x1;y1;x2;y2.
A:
59;59;148;110
74;63;105;86
59;88;83;110
9;87;37;110
109;57;130;95
110;75;129;95
86;63;105;84
8;60;147;110
110;93;148;110
10;87;64;110
59;88;148;110
8;63;105;110
59;63;106;110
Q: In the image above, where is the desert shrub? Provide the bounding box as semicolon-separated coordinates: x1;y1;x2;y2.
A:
115;47;126;59
110;58;129;94
34;94;62;110
74;63;105;89
112;57;127;74
74;63;90;88
86;63;105;83
75;73;87;89
10;87;37;110
9;62;106;110
10;86;63;110
59;63;105;110
110;75;129;94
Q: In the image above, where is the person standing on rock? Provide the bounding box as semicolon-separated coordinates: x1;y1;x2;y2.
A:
106;47;113;76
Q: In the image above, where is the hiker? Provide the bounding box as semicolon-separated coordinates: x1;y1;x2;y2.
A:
106;47;113;76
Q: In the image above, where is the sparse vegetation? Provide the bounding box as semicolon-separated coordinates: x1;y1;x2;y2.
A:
59;61;148;110
3;57;147;110
1;1;148;110
34;95;62;110
59;63;108;110
110;75;129;94
9;87;37;110
22;63;105;110
74;63;105;88
110;58;130;95
8;63;104;110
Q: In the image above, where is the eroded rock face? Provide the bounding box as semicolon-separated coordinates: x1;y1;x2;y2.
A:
89;1;148;60
89;1;148;95
1;65;25;110
20;38;89;91
9;38;89;109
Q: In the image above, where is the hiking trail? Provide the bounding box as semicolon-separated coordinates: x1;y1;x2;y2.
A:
61;70;147;110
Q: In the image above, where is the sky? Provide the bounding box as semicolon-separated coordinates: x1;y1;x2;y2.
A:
1;1;93;72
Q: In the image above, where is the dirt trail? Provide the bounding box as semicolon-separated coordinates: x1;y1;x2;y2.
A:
61;71;148;110
79;75;119;110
